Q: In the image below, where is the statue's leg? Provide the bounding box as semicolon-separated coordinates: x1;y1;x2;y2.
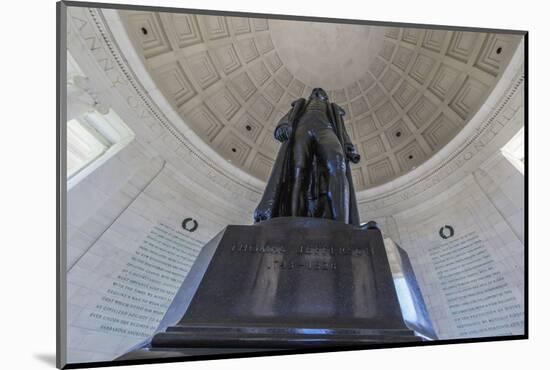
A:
291;129;311;217
291;167;307;217
315;130;349;223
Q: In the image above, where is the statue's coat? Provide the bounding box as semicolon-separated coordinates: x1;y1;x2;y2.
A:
254;98;360;226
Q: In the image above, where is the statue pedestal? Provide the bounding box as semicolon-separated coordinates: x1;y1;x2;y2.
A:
119;217;422;360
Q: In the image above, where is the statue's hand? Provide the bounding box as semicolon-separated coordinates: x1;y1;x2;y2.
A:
274;124;292;142
345;144;361;164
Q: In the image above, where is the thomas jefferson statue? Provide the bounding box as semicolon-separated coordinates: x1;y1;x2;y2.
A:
254;87;361;225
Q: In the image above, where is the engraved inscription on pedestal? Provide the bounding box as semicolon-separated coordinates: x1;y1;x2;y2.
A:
231;242;369;272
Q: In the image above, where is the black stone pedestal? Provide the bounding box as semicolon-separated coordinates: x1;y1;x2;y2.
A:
119;217;421;360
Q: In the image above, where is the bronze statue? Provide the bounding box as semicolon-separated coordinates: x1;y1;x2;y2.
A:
254;87;361;225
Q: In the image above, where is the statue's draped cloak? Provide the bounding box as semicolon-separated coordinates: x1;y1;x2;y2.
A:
254;98;360;226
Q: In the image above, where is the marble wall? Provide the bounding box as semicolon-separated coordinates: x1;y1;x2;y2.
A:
67;160;254;363
66;141;162;269
388;153;524;339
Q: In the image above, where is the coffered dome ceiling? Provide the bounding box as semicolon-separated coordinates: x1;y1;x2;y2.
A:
119;11;522;190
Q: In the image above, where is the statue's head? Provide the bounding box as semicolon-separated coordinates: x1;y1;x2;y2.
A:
309;87;329;102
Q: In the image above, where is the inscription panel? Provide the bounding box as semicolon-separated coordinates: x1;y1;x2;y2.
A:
428;231;523;337
85;224;201;338
68;222;206;362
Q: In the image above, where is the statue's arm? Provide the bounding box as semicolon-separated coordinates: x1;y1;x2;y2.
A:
334;104;361;164
274;98;305;142
333;104;351;145
274;111;291;142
